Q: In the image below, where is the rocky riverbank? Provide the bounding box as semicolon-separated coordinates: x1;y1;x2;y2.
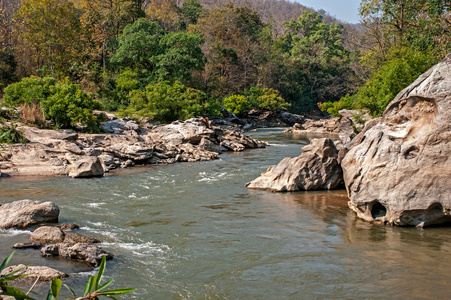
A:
0;118;268;177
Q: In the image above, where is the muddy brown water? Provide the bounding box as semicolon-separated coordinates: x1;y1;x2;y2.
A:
1;129;450;299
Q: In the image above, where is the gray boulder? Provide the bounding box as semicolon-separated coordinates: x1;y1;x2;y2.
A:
30;226;65;244
341;54;451;226
0;200;59;229
246;138;343;191
41;243;113;267
68;156;104;178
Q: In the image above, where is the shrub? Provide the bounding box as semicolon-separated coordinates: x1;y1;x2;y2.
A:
0;122;29;144
2;77;99;131
222;95;251;116
2;76;56;107
42;82;98;130
223;86;290;116
246;86;290;111
125;81;221;122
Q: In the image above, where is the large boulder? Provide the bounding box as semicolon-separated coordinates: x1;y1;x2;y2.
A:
30;226;65;244
68;156;104;178
41;243;113;267
246;138;343;191
341;54;451;226
0;200;59;229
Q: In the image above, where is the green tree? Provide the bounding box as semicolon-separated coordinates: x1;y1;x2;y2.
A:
111;18;204;85
282;10;355;111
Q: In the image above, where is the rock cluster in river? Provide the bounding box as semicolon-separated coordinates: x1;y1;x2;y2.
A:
0;199;113;283
0;118;268;177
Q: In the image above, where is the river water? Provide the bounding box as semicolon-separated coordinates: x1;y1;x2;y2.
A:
1;129;451;299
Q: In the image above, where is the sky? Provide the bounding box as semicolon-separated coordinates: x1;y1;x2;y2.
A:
296;0;362;24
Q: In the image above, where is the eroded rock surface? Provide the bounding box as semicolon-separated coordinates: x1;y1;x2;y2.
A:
341;54;451;226
41;243;113;266
0;200;59;229
246;138;343;191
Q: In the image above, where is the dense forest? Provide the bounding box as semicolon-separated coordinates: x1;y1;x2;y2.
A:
0;0;450;131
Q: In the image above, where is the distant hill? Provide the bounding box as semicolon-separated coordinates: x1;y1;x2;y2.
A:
197;0;365;50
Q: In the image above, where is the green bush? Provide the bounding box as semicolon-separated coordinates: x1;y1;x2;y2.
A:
223;86;290;116
0;122;29;144
42;82;99;130
98;70;141;111
125;81;221;123
318;93;356;117
246;86;290;111
222;95;251;116
2;77;99;131
2;76;56;107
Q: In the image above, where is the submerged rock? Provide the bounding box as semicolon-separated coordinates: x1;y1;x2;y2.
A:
341;54;451;226
0;200;59;229
41;243;113;267
13;241;42;249
246;138;343;191
63;232;102;244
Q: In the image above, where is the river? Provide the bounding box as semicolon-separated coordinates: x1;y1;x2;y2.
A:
1;128;450;299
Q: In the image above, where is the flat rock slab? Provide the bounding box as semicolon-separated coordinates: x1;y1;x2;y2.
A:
0;265;68;282
341;54;451;226
0;200;59;229
246;138;343;191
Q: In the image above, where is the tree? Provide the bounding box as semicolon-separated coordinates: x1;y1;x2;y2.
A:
111;18;204;85
75;0;145;73
13;0;84;75
282;11;355;110
359;0;451;69
193;3;266;96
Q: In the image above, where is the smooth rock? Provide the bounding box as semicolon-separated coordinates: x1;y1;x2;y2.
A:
41;243;114;267
0;200;59;229
68;156;104;178
0;265;68;282
246;138;343;191
30;226;65;244
342;54;451;226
